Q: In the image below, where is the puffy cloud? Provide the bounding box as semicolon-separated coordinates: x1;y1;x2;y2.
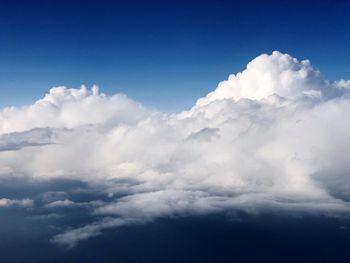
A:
1;51;350;247
0;85;149;134
194;51;341;107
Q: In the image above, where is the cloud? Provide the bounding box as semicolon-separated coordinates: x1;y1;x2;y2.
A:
40;191;71;204
44;199;104;209
0;85;149;134
194;51;340;107
44;199;77;208
0;198;34;208
0;128;53;152
1;51;350;247
27;213;62;220
50;217;140;248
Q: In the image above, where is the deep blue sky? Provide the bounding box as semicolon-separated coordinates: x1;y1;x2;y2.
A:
1;0;350;111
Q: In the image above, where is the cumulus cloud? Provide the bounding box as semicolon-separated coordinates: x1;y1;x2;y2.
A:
0;85;149;134
1;51;350;247
195;51;339;107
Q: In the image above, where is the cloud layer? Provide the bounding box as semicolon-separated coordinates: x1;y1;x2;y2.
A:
0;198;33;208
1;51;350;247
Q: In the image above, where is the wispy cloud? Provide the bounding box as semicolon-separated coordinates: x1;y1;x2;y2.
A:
0;198;34;208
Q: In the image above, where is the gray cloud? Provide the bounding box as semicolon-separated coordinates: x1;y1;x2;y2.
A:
44;199;104;209
0;198;34;208
0;128;53;152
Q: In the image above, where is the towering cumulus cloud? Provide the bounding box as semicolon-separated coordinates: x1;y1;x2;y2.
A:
1;51;350;247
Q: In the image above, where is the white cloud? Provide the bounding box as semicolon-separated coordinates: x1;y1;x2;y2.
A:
0;85;149;134
1;51;350;246
194;51;340;107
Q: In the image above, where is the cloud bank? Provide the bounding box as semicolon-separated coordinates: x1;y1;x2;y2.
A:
1;51;350;247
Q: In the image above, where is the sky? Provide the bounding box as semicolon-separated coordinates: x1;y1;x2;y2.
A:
1;1;350;262
1;0;350;111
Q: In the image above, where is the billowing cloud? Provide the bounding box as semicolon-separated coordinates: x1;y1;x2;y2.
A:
1;51;350;247
0;85;149;134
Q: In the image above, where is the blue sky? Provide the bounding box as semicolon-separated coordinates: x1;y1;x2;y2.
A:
2;2;350;261
1;0;350;111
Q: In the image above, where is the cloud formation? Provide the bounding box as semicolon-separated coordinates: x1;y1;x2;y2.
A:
1;51;350;247
0;198;34;208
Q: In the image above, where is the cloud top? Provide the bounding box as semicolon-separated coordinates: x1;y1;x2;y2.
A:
195;51;342;107
0;85;149;134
